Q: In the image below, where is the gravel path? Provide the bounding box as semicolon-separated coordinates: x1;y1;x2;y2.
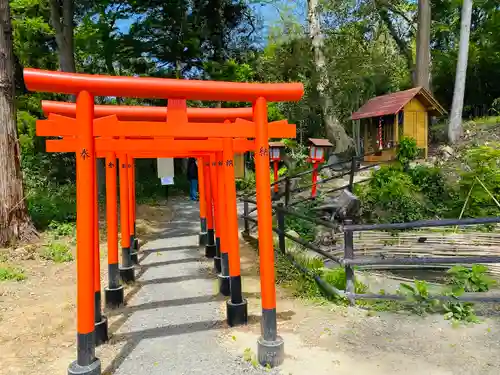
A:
104;197;272;375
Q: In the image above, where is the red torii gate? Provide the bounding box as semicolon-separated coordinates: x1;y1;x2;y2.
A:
41;101;295;269
25;68;303;375
40;102;294;274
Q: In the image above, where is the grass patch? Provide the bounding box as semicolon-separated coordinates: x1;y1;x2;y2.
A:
0;265;26;281
242;347;260;369
41;242;73;263
274;248;367;302
464;116;500;128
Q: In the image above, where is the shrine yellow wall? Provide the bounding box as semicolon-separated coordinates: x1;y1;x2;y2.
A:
403;98;428;158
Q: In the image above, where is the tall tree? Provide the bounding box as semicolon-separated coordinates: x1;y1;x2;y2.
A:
449;0;473;144
75;1;131;76
416;0;431;90
49;0;76;72
375;0;416;83
0;0;36;245
307;0;352;153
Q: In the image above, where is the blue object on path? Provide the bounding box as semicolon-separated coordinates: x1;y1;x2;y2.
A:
189;179;198;201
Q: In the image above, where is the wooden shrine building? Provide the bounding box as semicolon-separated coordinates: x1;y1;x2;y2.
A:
351;87;446;162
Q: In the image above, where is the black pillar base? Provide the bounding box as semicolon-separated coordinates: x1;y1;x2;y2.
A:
217;274;230;296
205;244;216;258
94;316;108;346
226;299;248;327
130;252;139;265
134;238;140;250
119;266;135;284
257;335;285;368
68;358;101;375
104;286;124;309
199;232;207;247
213;256;221;274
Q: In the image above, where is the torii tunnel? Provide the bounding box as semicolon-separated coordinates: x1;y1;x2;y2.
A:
24;68;304;375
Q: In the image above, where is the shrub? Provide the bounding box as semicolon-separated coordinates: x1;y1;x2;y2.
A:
236;169;256;192
284;199;321;241
397;137;419;169
282;139;309;169
48;221;76;238
356;165;427;223
457;144;500;218
398;280;440;315
27;183;77;229
446;264;496;293
407;165;451;213
440;264;495;324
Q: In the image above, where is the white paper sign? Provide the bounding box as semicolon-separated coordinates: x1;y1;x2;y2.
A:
157;158;174;178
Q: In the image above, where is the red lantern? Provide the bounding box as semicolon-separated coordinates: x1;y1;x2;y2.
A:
269;141;285;193
308;138;333;198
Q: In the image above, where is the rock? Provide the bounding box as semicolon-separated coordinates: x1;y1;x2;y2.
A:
321;168;334;179
327;154;346;171
438;145;454;161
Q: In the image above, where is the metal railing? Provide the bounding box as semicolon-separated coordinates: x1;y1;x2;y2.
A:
241;200;500;305
239;145;397;204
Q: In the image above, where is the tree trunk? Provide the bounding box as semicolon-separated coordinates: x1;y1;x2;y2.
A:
449;0;473;144
416;0;431;90
50;1;107;194
307;0;353;154
0;0;37;245
49;0;76;73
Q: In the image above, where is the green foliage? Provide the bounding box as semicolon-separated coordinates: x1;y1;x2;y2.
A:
41;243;73;263
396;137;419;168
274;251;321;298
398;280;440;315
442;298;478;324
47;221;76;238
258;1;411;138
446;265;496;293
275;250;367;302
27;183;77;230
356;142;500;225
322;267;368;295
282;139;309;169
439;264;495;324
432;0;500;118
356;165;427;223
0;265;26;282
394;264;494;323
407;165;451;213
457;144;500;218
269;165;288;184
235;170;255;192
284;200;320;241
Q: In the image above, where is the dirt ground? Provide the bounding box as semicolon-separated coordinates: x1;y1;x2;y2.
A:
2;201;500;375
221;238;500;375
0;202;174;375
